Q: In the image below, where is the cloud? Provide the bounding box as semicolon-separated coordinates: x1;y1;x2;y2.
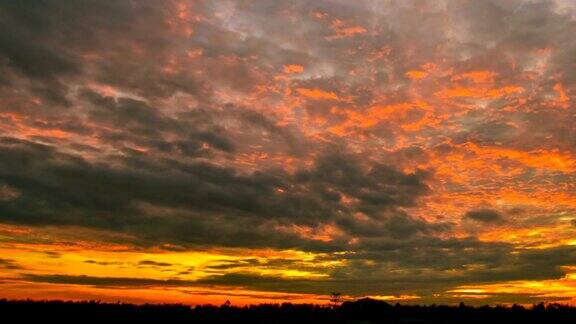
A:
463;209;504;224
0;258;23;270
21;274;195;288
0;135;436;254
84;260;124;266
19;244;575;298
138;260;173;267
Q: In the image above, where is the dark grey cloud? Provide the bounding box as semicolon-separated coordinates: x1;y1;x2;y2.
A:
0;258;23;270
42;251;62;259
21;274;195;288
138;260;173;268
205;259;261;270
469;245;576;282
0;136;433;253
84;260;124;266
200;245;576;296
464;209;504;223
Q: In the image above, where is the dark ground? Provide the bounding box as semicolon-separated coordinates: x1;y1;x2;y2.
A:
1;297;575;323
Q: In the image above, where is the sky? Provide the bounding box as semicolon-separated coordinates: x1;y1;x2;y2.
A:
0;0;575;306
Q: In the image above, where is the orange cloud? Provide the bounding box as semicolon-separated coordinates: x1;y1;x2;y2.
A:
328;100;436;135
452;71;496;83
406;70;428;80
435;85;524;99
275;223;343;242
327;19;367;39
448;274;576;305
461;142;576;173
553;83;570;107
297;88;340;100
284;64;304;74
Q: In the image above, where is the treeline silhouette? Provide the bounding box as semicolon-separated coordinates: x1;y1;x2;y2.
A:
1;297;575;323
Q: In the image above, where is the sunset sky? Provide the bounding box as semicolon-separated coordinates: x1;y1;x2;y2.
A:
0;0;576;306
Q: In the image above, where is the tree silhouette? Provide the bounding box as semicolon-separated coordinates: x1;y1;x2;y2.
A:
0;298;575;323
